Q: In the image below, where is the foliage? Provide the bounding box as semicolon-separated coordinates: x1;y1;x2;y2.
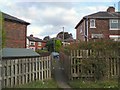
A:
60;40;120;81
68;79;118;88
36;49;48;54
0;12;5;48
45;39;54;52
45;39;62;52
82;57;108;80
2;27;5;48
55;40;62;52
61;40;120;55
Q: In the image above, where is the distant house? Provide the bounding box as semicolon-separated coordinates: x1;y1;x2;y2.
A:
2;12;30;48
27;34;46;51
56;31;75;45
75;7;120;42
63;38;76;46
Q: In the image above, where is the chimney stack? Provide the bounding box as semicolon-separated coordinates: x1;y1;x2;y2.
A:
107;6;115;13
30;34;33;37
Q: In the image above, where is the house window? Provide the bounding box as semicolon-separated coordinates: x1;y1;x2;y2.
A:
38;42;41;46
110;19;120;30
30;41;35;46
90;19;96;28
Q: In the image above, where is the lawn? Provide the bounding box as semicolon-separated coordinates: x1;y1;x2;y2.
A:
14;79;58;88
68;79;118;88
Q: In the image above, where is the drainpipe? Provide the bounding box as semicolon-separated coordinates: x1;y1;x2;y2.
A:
62;27;64;46
85;17;89;42
84;19;85;41
0;11;3;90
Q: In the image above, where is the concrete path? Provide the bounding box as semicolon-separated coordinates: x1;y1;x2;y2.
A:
53;59;72;89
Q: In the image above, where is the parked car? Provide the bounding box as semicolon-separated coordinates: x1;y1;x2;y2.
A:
51;52;59;59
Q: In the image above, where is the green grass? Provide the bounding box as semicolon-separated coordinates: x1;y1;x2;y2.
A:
68;79;118;88
14;79;58;88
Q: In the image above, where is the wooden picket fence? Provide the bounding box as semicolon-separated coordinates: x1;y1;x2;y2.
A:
2;55;51;88
60;49;120;80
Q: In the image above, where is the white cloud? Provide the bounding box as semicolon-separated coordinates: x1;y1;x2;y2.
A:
0;1;117;39
27;25;43;38
17;0;118;2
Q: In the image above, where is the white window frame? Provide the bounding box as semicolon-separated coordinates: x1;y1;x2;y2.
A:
90;19;96;28
109;35;120;41
109;19;120;30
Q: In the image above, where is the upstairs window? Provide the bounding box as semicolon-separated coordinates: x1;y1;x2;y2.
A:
110;19;120;30
90;19;96;28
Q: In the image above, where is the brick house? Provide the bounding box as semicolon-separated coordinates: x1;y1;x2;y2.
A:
3;12;30;48
27;34;46;51
75;7;120;42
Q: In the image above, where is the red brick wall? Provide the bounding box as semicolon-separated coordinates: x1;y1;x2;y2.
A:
88;19;120;40
76;21;85;41
76;18;120;41
110;30;120;35
4;20;27;48
88;19;110;39
41;42;46;48
31;42;46;50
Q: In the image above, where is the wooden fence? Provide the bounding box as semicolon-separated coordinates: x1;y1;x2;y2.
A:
2;55;51;88
60;49;120;80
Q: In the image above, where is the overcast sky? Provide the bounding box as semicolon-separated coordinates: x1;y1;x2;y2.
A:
0;0;119;39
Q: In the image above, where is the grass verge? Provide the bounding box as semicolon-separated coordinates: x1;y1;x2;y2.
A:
14;79;58;88
68;79;118;88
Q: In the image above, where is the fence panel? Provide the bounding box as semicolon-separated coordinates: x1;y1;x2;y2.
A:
60;50;119;80
2;55;51;88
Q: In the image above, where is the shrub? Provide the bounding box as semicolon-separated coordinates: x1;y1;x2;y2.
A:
60;40;120;81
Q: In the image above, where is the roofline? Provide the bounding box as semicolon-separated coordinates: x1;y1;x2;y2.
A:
75;18;84;29
27;36;47;43
2;56;40;59
5;18;30;25
75;16;120;29
27;39;47;43
3;12;30;25
84;16;120;19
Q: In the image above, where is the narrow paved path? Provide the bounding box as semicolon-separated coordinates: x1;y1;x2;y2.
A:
53;59;72;89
